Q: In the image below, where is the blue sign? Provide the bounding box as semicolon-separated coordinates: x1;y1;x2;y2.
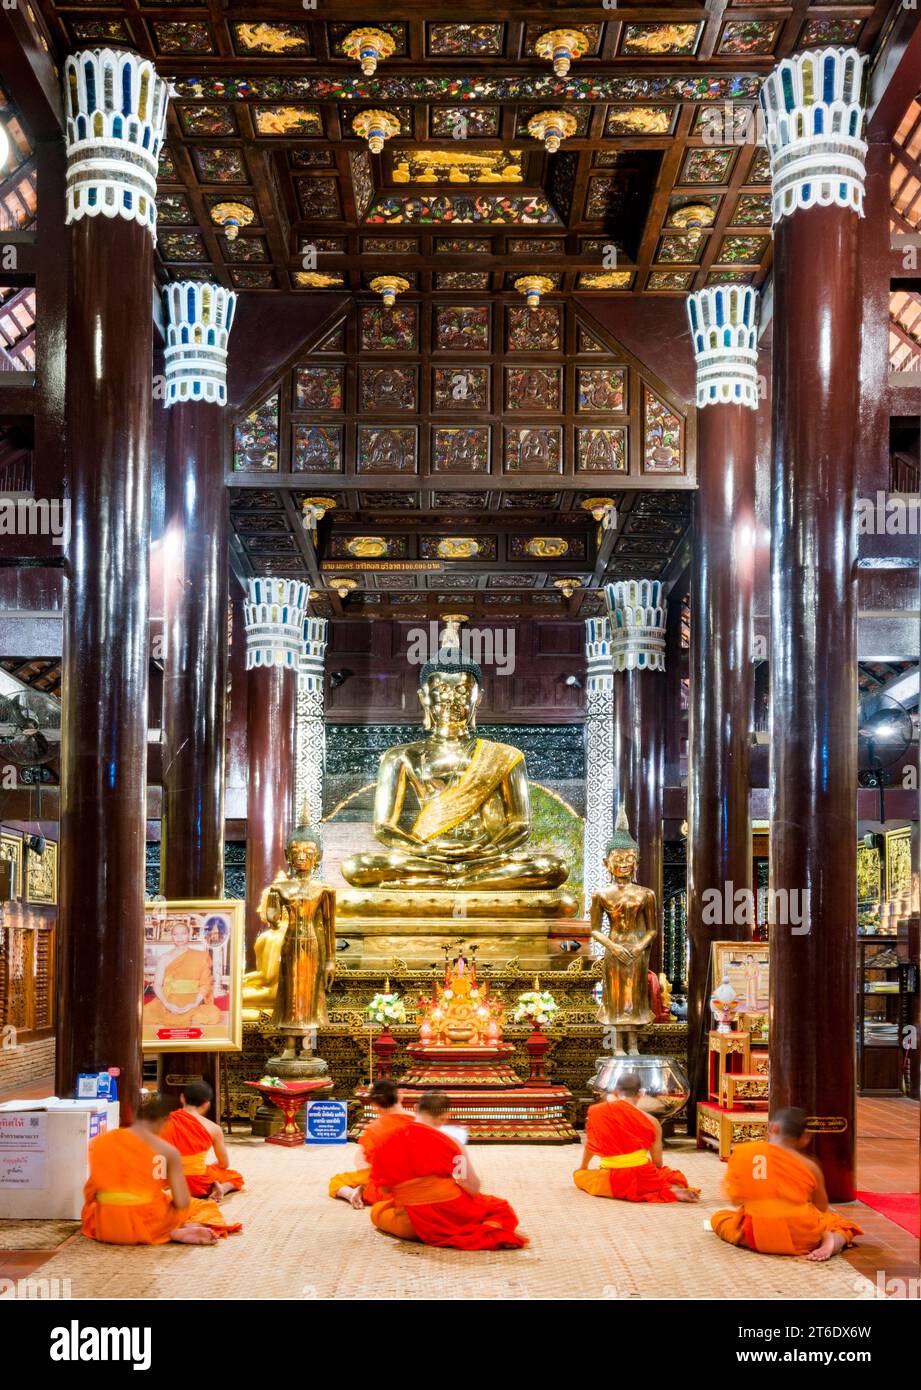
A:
304;1099;349;1145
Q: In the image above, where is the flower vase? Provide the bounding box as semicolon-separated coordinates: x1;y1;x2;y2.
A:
373;1026;398;1078
525;1020;552;1085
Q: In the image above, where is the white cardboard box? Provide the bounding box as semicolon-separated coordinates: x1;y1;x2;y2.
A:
0;1097;116;1220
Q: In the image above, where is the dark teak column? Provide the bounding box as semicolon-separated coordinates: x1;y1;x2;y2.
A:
56;51;169;1120
160;281;237;899
762;49;867;1199
684;286;759;1116
243;580;306;962
158;282;237;1104
605;580;667;970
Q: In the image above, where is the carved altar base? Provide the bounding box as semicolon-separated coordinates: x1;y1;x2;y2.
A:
353;1041;577;1143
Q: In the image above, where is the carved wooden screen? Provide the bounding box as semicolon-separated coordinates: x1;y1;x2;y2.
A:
0;912;55;1041
231;299;693;486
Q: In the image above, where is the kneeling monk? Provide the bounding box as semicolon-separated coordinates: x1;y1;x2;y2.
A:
370;1090;528;1250
329;1078;411;1208
82;1093;242;1245
711;1107;862;1260
573;1072;699;1202
161;1080;244;1200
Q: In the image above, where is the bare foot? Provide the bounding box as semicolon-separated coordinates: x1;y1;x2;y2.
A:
674;1188;701;1203
207;1183;224;1203
217;1182;236;1198
806;1231;846;1262
171;1224;219;1245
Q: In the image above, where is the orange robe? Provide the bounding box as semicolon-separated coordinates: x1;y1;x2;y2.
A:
82;1128;241;1245
328;1111;412;1204
369;1123;527;1250
573;1099;696;1202
144;947;223;1027
711;1141;863;1256
161;1108;244;1198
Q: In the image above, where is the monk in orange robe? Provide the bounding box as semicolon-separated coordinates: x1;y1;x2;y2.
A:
369;1089;528;1250
161;1080;244;1200
573;1072;699;1203
329;1078;412;1208
82;1093;241;1245
711;1107;862;1260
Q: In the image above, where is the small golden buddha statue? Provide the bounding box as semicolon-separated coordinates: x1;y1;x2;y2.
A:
263;809;337;1059
340;657;568;891
590;809;658;1057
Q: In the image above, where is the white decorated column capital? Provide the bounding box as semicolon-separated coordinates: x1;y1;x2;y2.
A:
63;48;169;239
603;580;667;673
686;286;760;410
243;577;308;671
299;616;329;691
163;281;237;408
758;46;868;225
584;616;614;692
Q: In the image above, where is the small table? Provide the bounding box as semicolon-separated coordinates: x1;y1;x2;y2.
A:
244;1078;333;1146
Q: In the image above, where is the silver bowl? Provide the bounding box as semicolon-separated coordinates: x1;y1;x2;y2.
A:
588;1054;691;1121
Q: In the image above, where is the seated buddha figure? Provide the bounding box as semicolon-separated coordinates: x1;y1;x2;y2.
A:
340;658;568;891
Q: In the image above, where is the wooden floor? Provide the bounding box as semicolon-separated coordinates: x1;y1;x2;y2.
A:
0;1079;917;1299
843;1095;919;1294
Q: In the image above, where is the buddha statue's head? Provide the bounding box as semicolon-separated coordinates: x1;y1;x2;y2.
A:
417;656;483;737
286;804;323;876
605;807;639;883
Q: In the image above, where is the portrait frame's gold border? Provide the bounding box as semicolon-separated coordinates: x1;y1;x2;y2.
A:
142;899;244;1053
25;837;57;905
0;830;23;899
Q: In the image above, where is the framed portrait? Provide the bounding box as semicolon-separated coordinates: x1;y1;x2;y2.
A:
25;838;57;905
710;940;770;1016
0;831;23;899
142;899;244;1053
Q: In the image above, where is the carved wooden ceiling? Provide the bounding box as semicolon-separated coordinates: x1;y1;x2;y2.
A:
34;1;889;295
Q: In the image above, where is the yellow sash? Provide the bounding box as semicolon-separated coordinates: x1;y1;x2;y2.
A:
600;1149;650;1170
96;1190;149;1206
180;1153;208;1177
411;740;523;843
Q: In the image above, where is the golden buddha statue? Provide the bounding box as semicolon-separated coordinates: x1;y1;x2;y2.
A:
340;658;568;891
261;810;337;1058
590;809;658;1057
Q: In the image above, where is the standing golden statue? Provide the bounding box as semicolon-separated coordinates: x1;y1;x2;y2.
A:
258;808;336;1059
590;808;658;1056
340;657;568;891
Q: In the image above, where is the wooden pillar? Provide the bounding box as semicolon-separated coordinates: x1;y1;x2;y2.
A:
684;286;759;1117
160;282;236;900
55;51;168;1121
243;580;306;963
158;282;236;1107
762;49;867;1199
605;581;667;970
